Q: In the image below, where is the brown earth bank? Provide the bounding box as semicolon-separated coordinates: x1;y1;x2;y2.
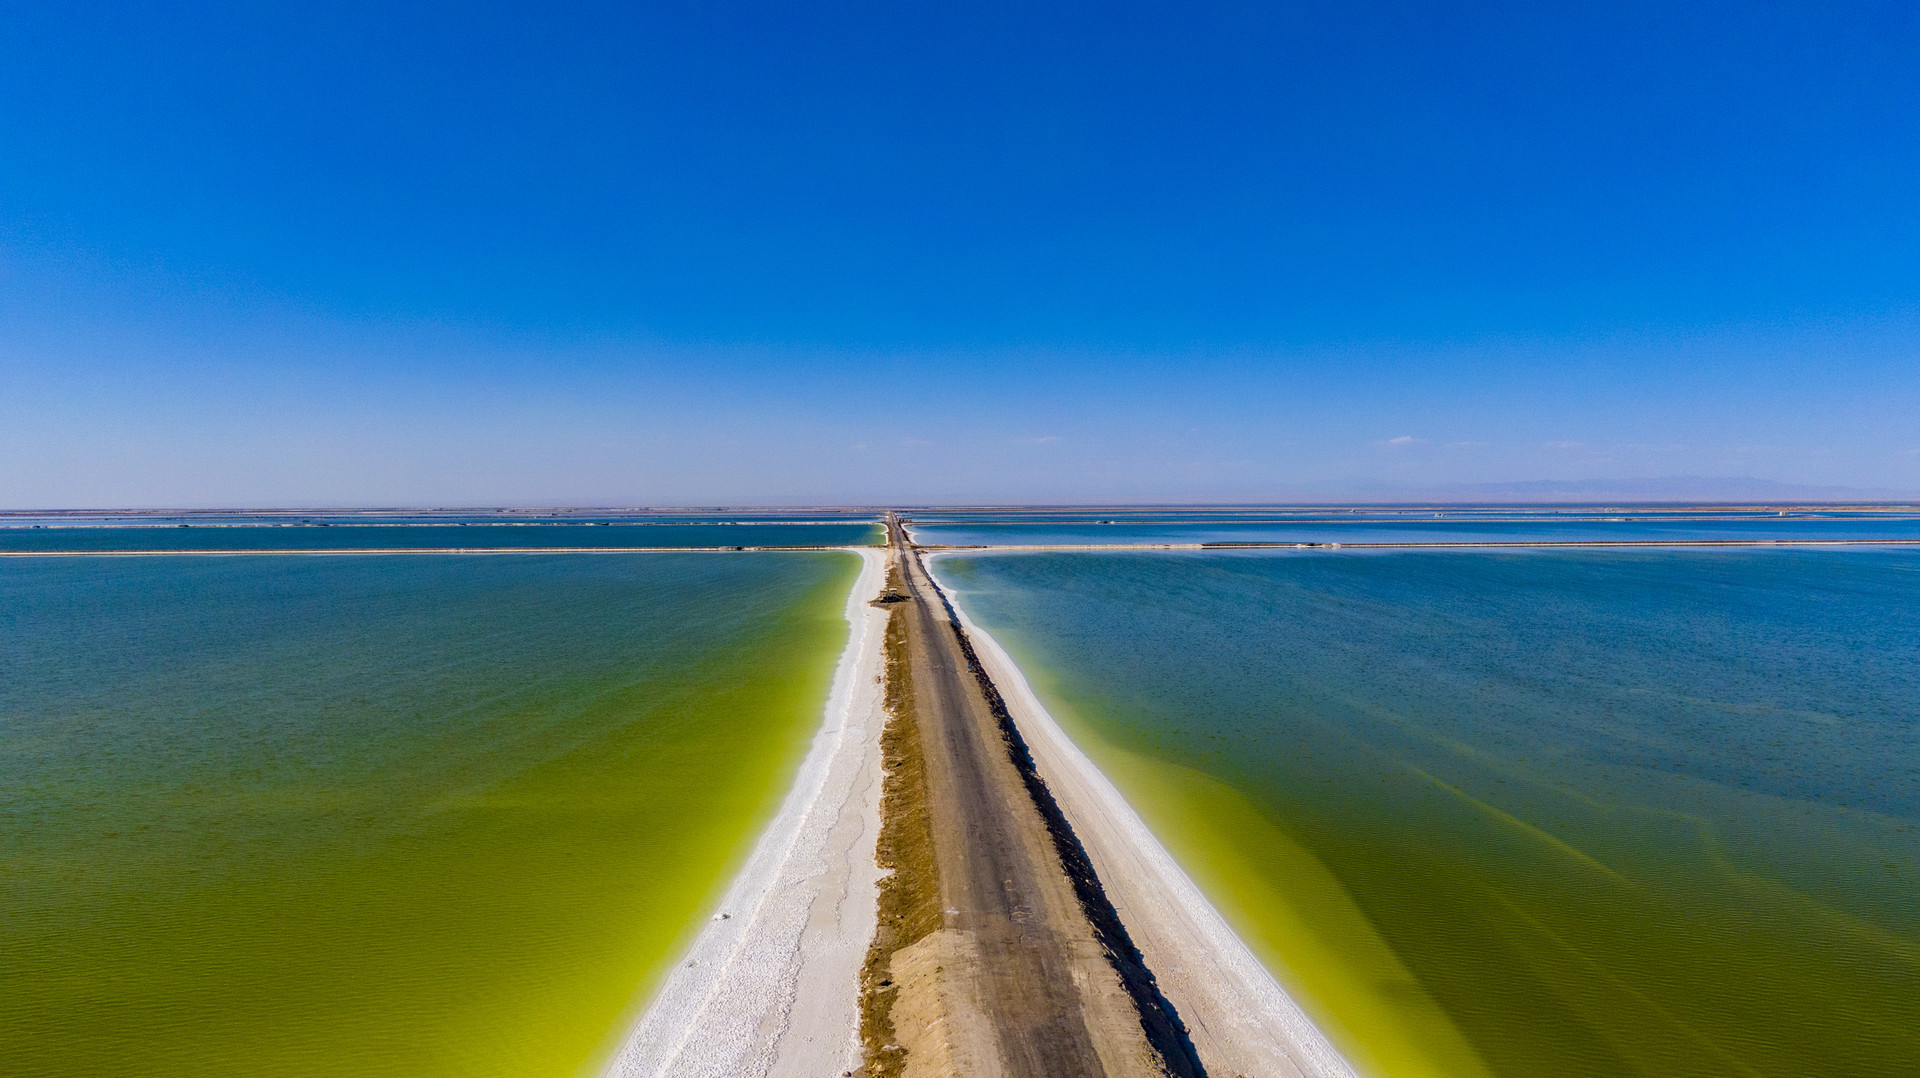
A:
857;560;943;1078
855;518;1203;1078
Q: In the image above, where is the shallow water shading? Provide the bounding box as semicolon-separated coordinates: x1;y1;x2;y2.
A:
0;521;881;552
937;549;1920;1078
911;516;1920;546
0;552;858;1077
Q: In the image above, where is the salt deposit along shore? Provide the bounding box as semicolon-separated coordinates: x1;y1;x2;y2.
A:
606;547;889;1078
607;541;1354;1078
924;552;1359;1078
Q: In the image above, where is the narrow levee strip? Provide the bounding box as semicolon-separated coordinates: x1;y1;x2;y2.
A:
917;548;1209;1078
925;551;1360;1078
879;515;1184;1077
855;562;943;1078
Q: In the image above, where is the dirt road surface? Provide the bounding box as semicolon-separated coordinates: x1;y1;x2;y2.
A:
871;516;1202;1078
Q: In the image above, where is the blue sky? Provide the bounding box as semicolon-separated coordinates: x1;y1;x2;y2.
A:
3;1;1917;505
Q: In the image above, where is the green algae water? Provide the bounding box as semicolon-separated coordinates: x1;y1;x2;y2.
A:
0;552;860;1077
936;550;1920;1078
0;521;882;552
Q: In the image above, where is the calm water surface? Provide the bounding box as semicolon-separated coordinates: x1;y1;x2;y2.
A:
938;549;1920;1078
912;516;1920;546
0;552;858;1077
0;522;881;552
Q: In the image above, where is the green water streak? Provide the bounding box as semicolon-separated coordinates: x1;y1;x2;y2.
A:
0;552;859;1077
0;522;883;552
939;550;1920;1078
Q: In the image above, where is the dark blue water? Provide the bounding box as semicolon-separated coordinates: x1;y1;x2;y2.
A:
912;516;1920;545
937;547;1920;1078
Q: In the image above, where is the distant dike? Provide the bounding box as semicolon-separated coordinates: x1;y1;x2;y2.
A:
1274;476;1920;503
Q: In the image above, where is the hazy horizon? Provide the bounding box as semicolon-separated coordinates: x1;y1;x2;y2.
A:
8;483;1920;513
8;477;1920;515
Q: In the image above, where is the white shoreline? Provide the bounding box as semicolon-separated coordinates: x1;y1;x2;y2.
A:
925;552;1360;1078
606;547;889;1078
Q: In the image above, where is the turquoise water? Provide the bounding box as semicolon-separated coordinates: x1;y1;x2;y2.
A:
1;511;879;526
938;549;1920;1078
911;516;1920;545
0;552;858;1077
0;522;882;552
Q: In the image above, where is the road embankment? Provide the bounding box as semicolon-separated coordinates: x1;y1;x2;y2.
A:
924;552;1359;1078
868;519;1188;1077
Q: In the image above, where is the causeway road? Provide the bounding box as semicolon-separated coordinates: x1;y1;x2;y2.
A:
882;515;1198;1078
